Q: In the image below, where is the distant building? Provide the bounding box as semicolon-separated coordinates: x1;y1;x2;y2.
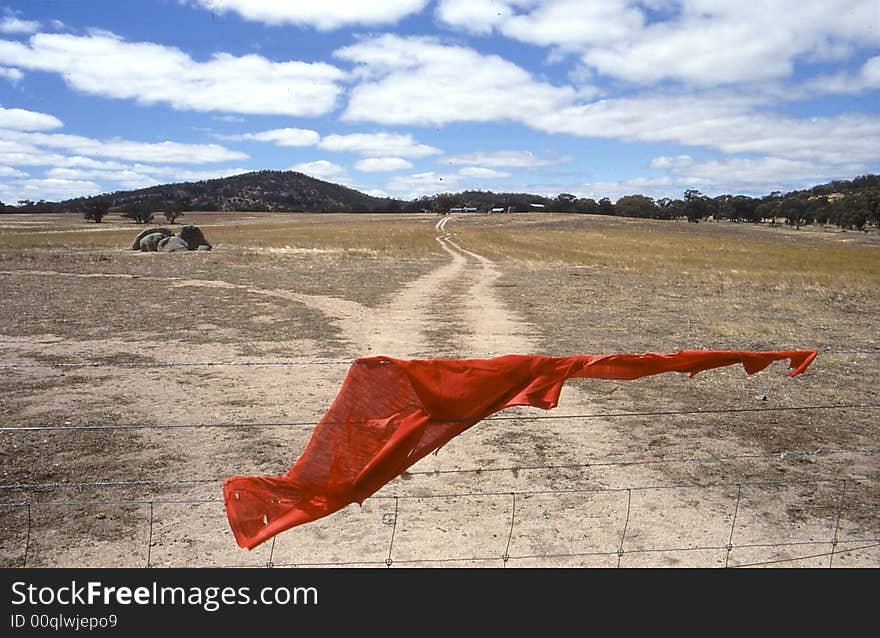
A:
489;207;505;213
529;203;545;209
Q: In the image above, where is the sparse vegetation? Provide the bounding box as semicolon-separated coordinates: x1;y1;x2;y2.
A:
82;197;111;223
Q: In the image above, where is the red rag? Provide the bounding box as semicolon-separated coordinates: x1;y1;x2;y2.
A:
223;349;817;549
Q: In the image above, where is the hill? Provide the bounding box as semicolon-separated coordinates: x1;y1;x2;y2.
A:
52;170;399;214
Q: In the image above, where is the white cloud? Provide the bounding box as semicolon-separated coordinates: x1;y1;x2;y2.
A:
650;155;694;170
0;16;40;35
651;155;869;196
0;106;63;131
533;93;880;167
0;177;102;203
319;132;441;158
443;150;566;168
45;167;161;191
386;171;460;198
0;129;248;164
353;157;413;172
385;165;513;197
436;0;878;87
192;0;429;30
219;127;320;146
130;165;250;182
0;165;27;177
336;35;584;126
434;0;510;35
457;166;511;179
43;164;250;190
0;66;22;83
291;159;348;180
573;176;681;202
332;16;878;191
0;31;344;116
798;56;880;96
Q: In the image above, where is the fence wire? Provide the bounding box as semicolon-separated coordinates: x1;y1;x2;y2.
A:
1;446;877;493
3;402;878;432
0;348;876;370
4;475;876;569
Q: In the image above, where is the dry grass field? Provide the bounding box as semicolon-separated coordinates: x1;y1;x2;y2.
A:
0;210;877;568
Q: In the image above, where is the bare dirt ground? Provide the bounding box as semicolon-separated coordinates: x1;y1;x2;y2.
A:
0;211;877;568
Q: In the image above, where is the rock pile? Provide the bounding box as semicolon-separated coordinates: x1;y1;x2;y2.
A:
132;225;212;252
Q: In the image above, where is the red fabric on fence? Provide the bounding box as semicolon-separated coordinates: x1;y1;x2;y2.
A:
223;349;817;549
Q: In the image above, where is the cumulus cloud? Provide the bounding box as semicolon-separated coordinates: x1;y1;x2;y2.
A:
0;165;27;177
319;132;441;158
647;155;868;196
798;55;880;97
0;15;40;35
532;93;880;167
649;155;694;170
0;129;248;164
0;66;22;83
435;0;878;87
457;166;510;179
42;164;251;190
385;165;513;198
191;0;429;30
0;106;63;131
291;159;348;180
353;157;413;172
0;177;102;203
385;171;459;198
443;150;566;168
45;167;161;191
219;127;320;146
0;31;344;116
336;35;584;126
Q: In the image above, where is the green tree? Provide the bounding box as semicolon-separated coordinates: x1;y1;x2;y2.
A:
614;194;656;218
121;201;154;224
654;197;677;220
729;195;760;223
554;193;577;212
432;193;457;215
781;197;811;229
163;197;189;224
574;197;598;214
683;189;708;223
82;197;111;223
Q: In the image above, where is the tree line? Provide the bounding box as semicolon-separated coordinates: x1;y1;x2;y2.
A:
1;172;878;231
403;174;880;230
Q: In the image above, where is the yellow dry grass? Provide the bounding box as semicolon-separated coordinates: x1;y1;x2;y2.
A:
454;216;880;289
0;211;876;291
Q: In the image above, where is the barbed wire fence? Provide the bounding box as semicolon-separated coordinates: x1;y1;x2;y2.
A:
2;472;878;569
1;357;879;569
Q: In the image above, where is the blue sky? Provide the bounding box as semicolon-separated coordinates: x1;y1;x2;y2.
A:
0;0;877;204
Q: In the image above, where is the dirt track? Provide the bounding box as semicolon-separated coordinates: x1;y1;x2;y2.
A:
0;212;877;568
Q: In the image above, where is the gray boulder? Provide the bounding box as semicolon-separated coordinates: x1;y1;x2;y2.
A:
158;236;190;252
131;227;172;250
138;232;167;252
178;225;210;251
